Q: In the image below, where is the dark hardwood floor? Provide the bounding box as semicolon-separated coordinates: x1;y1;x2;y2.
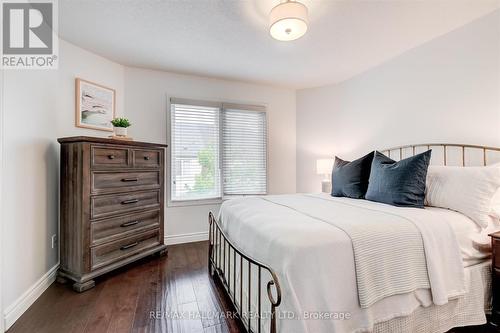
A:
7;241;496;333
8;241;243;333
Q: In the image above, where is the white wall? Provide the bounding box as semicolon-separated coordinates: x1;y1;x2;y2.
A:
1;39;124;328
124;67;296;239
296;10;500;193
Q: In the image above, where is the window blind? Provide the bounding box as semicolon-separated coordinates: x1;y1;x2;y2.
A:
171;102;221;201
222;106;267;195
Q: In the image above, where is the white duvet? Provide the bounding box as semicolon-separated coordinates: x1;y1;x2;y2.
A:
218;193;471;333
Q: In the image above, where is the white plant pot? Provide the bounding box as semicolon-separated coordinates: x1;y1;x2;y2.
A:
114;127;127;137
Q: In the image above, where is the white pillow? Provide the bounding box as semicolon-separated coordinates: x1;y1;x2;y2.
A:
492;189;500;219
471;216;500;252
425;165;500;228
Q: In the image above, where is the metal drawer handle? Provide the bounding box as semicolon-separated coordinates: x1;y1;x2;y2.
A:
121;178;138;182
120;220;140;228
120;242;139;250
108;154;115;160
121;199;139;205
144;156;150;160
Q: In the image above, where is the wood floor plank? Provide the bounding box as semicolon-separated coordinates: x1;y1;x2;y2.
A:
193;272;224;328
204;322;230;333
185;242;203;269
176;301;204;333
38;279;105;333
57;282;105;333
7;241;495;333
105;267;142;333
172;267;198;305
131;260;161;332
83;272;128;333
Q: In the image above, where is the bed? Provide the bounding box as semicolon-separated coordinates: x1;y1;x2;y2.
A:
208;143;500;333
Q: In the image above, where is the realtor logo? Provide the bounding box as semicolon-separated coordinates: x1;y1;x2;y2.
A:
1;0;58;69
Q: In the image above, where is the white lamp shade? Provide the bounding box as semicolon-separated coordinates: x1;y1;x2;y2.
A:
269;1;308;41
316;158;334;175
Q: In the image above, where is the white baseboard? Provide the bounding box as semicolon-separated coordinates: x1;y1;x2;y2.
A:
3;264;59;330
165;231;208;245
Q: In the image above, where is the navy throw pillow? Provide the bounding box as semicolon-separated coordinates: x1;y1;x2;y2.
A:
365;150;432;208
331;152;375;199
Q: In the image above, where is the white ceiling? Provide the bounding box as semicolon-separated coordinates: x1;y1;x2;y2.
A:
59;0;500;89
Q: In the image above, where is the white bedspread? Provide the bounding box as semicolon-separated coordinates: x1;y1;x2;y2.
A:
218;194;468;333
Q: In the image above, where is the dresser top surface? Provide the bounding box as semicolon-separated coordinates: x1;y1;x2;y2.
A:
58;136;168;148
490;231;500;239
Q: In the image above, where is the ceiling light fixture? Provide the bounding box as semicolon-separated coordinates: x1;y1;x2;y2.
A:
269;0;308;41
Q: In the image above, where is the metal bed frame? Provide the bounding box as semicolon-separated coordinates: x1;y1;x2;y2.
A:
208;143;500;333
208;212;281;333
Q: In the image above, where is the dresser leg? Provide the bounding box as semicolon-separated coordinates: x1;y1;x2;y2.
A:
72;280;95;293
153;248;168;257
55;275;68;284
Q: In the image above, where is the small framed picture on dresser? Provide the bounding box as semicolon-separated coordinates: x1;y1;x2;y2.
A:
75;78;116;132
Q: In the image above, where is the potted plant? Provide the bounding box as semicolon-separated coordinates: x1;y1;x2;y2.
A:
110;117;131;137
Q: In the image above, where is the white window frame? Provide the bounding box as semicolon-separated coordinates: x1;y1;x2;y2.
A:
167;96;268;207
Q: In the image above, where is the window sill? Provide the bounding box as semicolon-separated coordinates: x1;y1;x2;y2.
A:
167;198;222;208
167;193;268;208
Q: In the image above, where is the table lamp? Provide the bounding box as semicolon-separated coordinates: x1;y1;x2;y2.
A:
316;158;334;193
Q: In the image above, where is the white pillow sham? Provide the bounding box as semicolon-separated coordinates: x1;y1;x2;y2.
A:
425;165;500;229
492;189;500;219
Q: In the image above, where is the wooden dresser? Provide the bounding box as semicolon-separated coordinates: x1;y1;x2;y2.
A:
57;136;168;292
490;231;500;327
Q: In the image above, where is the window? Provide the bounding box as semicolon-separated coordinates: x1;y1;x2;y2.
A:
170;100;221;201
222;105;267;195
170;98;267;202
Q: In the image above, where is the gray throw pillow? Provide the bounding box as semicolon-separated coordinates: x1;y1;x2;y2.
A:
331;152;375;199
365;150;432;208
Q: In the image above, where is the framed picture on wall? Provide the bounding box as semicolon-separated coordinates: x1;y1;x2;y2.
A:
75;78;116;131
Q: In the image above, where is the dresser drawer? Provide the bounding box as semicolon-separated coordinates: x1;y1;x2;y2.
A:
91;210;160;245
133;149;161;168
92;171;160;194
91;190;160;219
91;229;160;270
92;146;129;168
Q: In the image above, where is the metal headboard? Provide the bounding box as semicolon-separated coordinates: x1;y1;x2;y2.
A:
381;143;500;167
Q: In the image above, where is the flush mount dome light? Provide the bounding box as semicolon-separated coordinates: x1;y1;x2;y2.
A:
269;0;308;41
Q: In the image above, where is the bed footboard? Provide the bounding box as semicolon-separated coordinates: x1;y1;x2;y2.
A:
208;212;282;333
